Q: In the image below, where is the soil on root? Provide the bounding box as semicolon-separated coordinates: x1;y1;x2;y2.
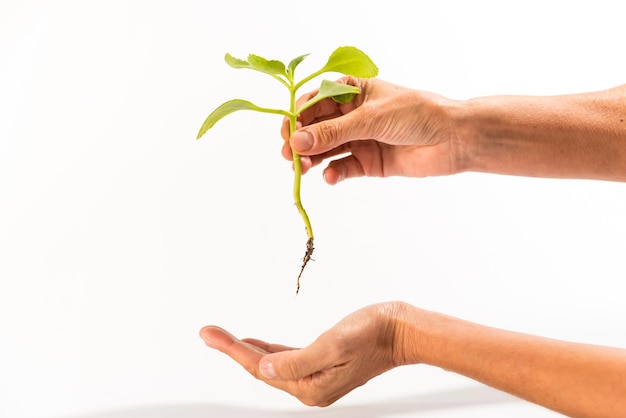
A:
296;237;314;295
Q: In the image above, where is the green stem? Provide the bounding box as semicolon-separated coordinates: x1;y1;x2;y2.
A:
289;87;314;241
294;68;324;91
270;73;291;90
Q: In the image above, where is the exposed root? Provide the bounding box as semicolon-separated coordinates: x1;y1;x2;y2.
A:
296;237;314;295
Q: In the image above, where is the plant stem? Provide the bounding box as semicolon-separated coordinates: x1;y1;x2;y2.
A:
294;68;324;92
289;88;314;241
290;135;314;239
289;86;314;294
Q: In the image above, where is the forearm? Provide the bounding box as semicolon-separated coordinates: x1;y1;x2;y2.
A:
393;303;626;418
454;85;626;181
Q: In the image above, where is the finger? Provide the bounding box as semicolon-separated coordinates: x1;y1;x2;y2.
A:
307;143;352;168
322;166;343;186
281;118;305;161
259;340;337;381
294;87;321;119
199;325;236;351
242;338;299;353
300;156;312;174
281;117;290;140
199;326;265;377
282;142;313;174
297;76;361;126
281;140;293;161
298;97;344;126
323;155;367;185
281;118;302;142
290;107;368;156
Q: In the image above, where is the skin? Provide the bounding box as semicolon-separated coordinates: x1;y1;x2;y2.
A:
201;77;626;417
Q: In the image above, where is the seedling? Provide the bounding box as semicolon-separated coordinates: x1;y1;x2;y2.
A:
197;46;378;294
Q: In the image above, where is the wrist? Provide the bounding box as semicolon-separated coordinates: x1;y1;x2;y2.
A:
386;301;441;367
451;95;543;176
438;98;481;176
388;301;480;369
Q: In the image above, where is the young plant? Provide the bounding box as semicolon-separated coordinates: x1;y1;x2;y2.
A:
197;46;378;294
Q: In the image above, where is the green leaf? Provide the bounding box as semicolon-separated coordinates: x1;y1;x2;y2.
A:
247;54;287;77
296;80;361;114
319;46;378;78
224;53;250;69
224;53;287;77
331;92;359;104
287;53;310;77
197;99;289;139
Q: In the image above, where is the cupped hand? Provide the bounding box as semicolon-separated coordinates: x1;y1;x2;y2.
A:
199;302;404;407
281;77;463;184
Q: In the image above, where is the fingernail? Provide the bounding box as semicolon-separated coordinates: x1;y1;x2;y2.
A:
291;131;313;152
323;170;331;184
259;359;277;379
199;328;216;349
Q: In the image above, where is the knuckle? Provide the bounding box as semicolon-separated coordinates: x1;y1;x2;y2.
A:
284;361;305;380
317;121;340;148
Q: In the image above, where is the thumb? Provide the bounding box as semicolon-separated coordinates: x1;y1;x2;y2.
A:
290;110;365;156
259;345;335;381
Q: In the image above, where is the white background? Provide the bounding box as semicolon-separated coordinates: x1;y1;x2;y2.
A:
1;1;625;417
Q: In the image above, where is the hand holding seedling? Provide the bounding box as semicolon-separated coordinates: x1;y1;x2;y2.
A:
281;77;459;183
197;47;378;294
